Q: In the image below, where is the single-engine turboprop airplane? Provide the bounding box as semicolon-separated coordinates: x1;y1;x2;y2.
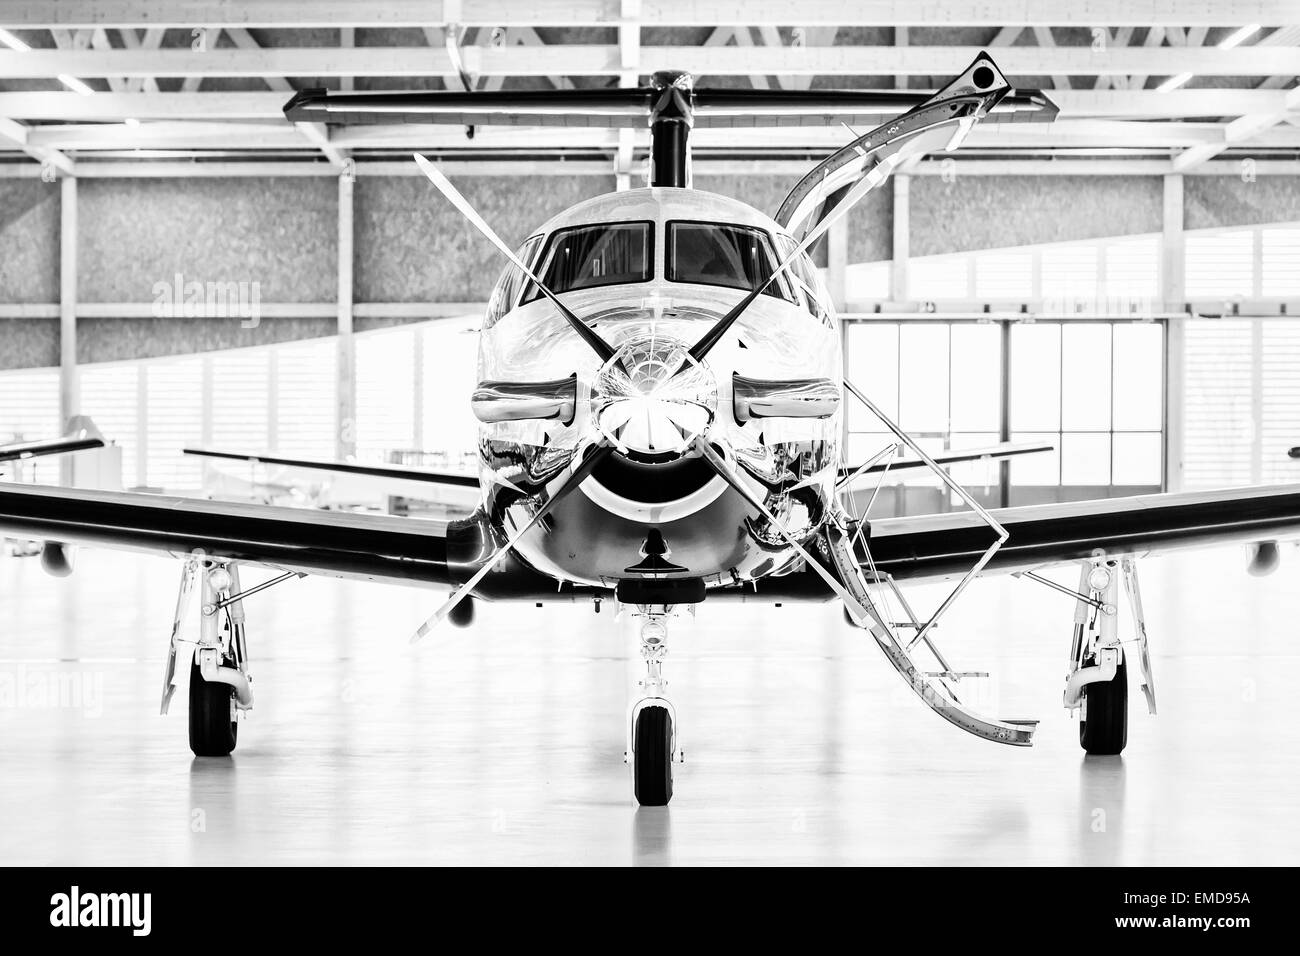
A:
5;54;1300;806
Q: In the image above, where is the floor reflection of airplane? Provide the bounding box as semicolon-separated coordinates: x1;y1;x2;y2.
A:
4;53;1300;807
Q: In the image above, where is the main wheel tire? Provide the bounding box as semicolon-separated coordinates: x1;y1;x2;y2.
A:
1080;656;1128;756
189;656;237;757
633;705;673;806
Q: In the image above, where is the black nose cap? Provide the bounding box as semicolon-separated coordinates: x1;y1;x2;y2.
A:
625;529;688;574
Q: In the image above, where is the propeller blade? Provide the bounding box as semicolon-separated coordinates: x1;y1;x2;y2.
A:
413;154;618;364
685;165;886;365
691;438;873;626
411;442;614;643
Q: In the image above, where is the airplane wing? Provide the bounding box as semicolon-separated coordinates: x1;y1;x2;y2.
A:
4;481;1299;599
0;483;460;586
183;447;478;487
0;435;105;463
839;441;1053;481
864;484;1300;583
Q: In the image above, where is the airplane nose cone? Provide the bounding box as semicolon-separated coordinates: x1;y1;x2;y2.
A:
592;338;717;461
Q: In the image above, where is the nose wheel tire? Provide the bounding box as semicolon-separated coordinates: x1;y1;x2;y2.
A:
633;705;674;806
1080;657;1127;756
189;656;238;757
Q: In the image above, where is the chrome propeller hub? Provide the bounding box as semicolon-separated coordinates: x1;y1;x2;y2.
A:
592;338;717;459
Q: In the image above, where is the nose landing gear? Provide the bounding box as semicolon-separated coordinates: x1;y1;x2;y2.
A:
626;605;683;806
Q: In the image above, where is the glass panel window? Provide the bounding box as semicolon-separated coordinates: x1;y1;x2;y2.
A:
1010;324;1062;431
1112;323;1163;431
949;324;1001;432
484;234;542;328
898;324;949;434
666;221;796;304
776;234;831;322
524;221;652;303
1061;323;1112;430
1112;433;1162;485
1061;432;1111;485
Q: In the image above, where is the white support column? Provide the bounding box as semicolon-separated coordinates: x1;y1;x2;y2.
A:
337;172;356;459
1162;173;1186;492
1250;317;1264;485
59;175;78;430
891;174;909;303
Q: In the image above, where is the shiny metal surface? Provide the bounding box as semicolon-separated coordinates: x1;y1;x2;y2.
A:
731;374;840;423
471;376;578;426
1;544;1295;865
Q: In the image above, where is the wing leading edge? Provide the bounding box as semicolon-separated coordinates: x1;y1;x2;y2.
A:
865;484;1300;583
0;483;453;585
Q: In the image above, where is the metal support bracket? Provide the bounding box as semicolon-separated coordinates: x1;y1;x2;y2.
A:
1060;555;1156;716
160;556;257;716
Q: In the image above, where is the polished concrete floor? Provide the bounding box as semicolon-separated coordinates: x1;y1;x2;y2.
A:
1;540;1297;866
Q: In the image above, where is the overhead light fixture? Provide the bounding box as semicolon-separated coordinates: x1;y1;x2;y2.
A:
1155;24;1261;93
1155;72;1194;93
0;27;31;51
0;29;95;95
1219;24;1262;49
57;73;96;96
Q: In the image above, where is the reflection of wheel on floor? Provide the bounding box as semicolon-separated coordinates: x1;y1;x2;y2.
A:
1080;656;1127;756
634;706;673;806
189;656;237;757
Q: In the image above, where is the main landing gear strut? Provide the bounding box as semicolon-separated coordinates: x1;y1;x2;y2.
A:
160;556;301;757
1044;554;1157;755
625;604;684;806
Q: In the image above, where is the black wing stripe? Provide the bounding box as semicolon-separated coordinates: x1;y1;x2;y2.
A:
0;484;451;584
184;447;478;488
0;436;105;463
868;485;1300;581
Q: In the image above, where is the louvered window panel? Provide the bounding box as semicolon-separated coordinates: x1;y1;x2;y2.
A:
910;255;970;300
144;358;204;492
1261;321;1300;485
844;261;891;301
1183;321;1254;488
356;328;416;462
0;367;59;443
1262;228;1300;297
210;349;270;451
1040;244;1099;310
81;363;141;487
973;250;1033;299
1104;235;1160;303
1185;231;1255;298
275;337;336;459
420;320;479;465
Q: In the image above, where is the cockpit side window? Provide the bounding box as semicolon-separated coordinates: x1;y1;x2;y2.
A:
665;221;798;306
484;234;542;330
776;234;833;325
521;221;653;303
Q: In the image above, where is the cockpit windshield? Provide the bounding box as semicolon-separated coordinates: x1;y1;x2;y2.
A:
522;221;653;303
666;221;798;306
